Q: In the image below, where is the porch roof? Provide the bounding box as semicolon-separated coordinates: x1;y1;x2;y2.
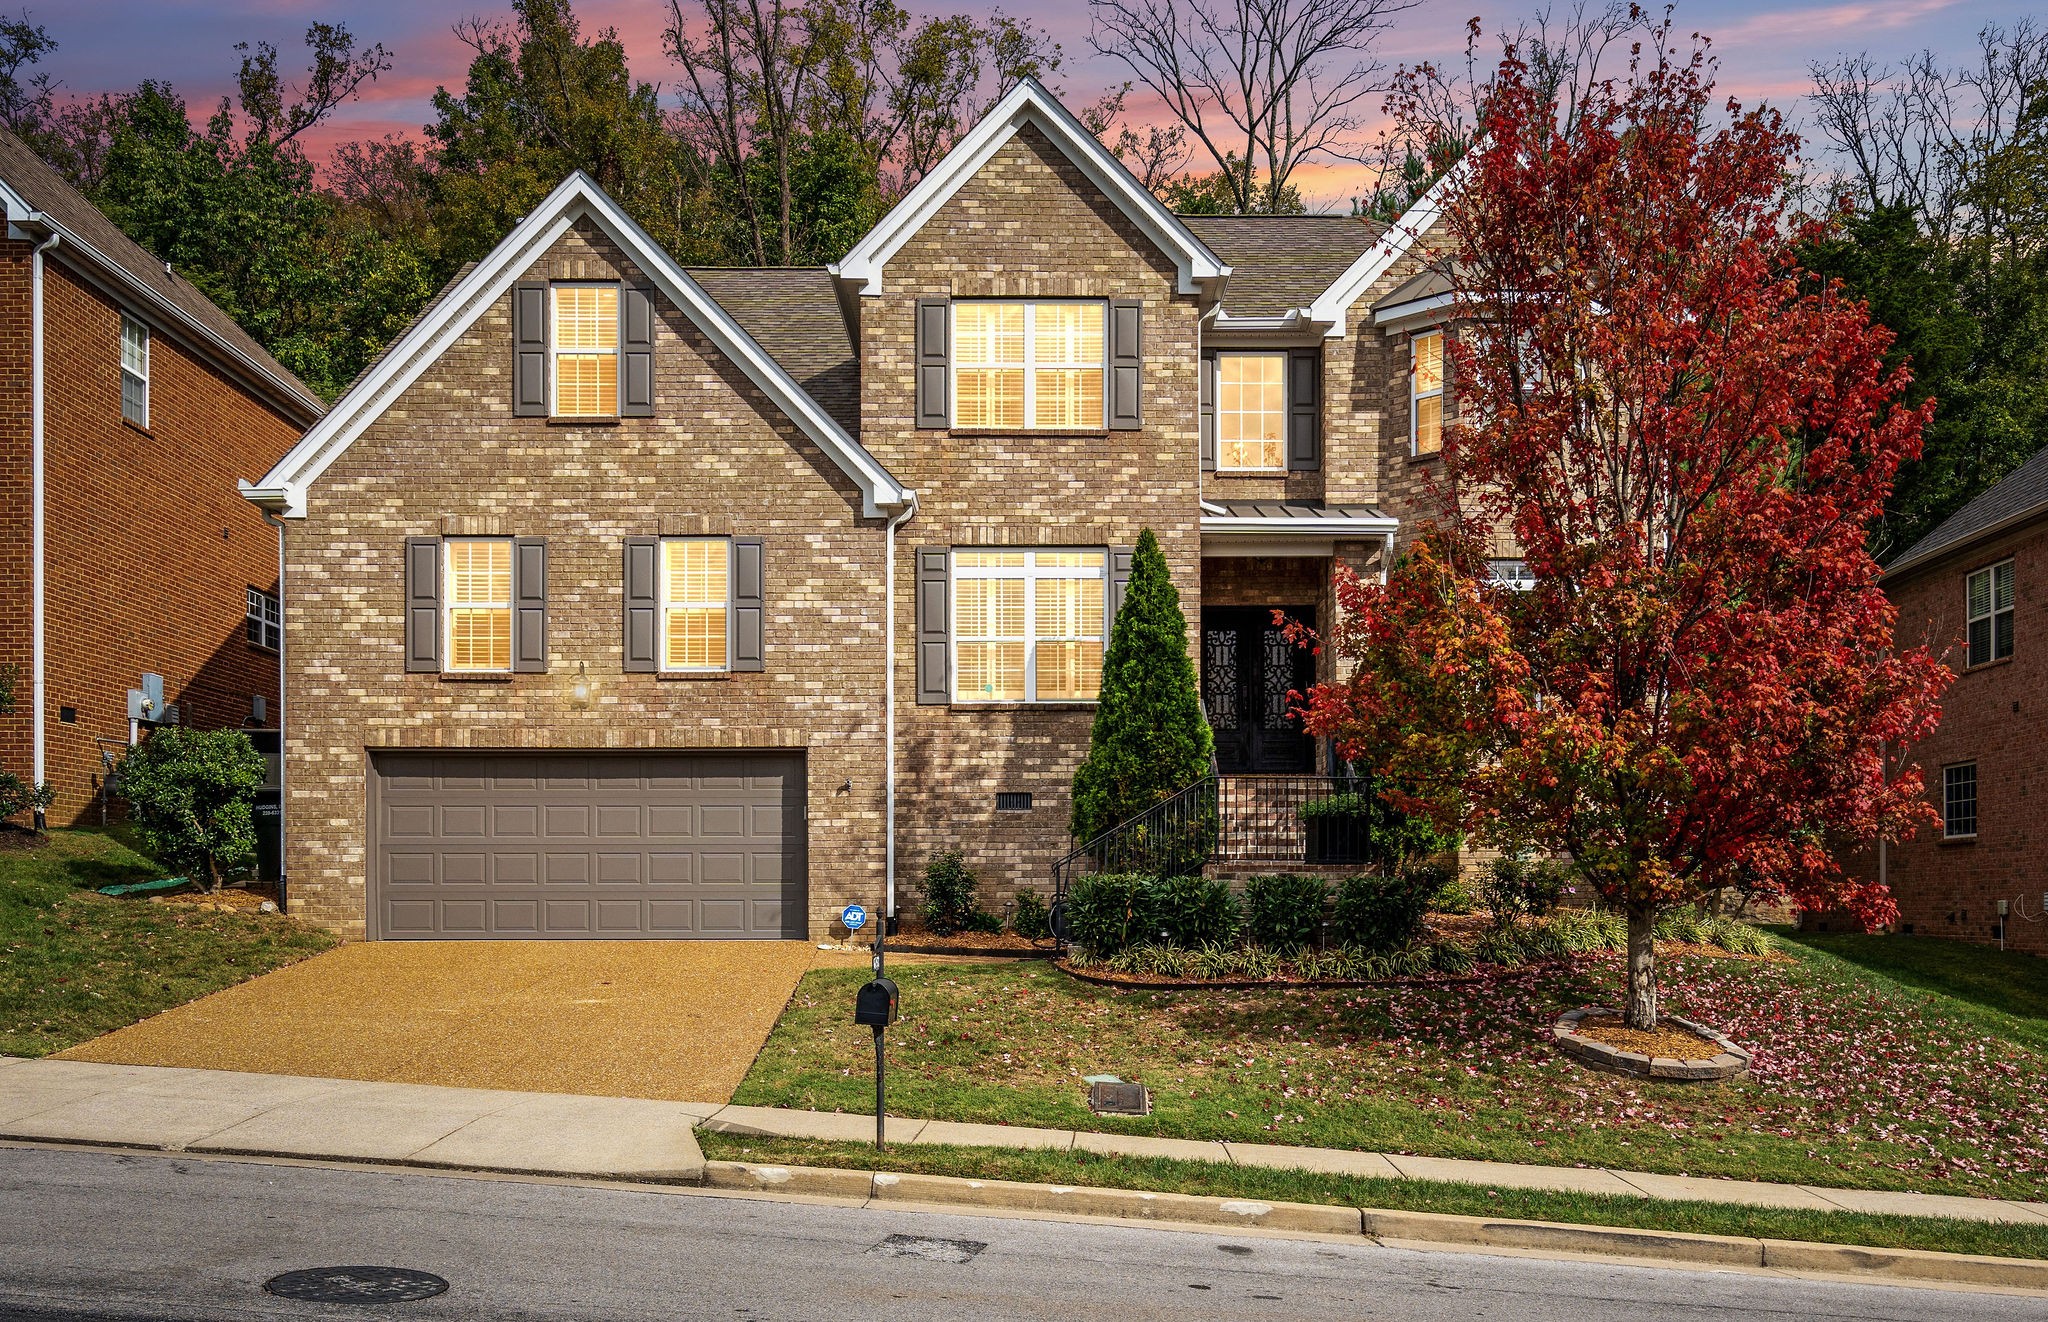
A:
1200;500;1398;540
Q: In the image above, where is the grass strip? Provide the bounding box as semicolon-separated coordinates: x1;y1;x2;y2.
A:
698;1132;2048;1261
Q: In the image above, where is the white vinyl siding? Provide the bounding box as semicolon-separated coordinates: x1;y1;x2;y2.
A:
120;315;148;427
952;301;1105;430
953;549;1105;703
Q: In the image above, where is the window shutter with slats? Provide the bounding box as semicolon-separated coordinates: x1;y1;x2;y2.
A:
513;282;548;417
623;537;659;672
621;286;655;416
512;537;548;672
915;547;950;704
731;536;764;672
915;299;950;428
1287;348;1321;470
1109;300;1143;429
1107;546;1135;636
1199;351;1217;471
404;538;441;673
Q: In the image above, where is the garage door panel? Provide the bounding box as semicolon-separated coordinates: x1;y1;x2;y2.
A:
371;751;806;939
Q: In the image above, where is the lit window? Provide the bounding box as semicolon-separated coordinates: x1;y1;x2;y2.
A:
121;315;148;427
1966;560;2014;667
1217;353;1286;471
552;284;619;417
1411;330;1444;456
245;587;281;651
1944;762;1978;839
662;538;729;671
954;549;1105;702
444;539;513;672
953;302;1104;430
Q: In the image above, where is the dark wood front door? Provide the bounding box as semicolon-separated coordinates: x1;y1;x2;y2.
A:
1201;606;1317;773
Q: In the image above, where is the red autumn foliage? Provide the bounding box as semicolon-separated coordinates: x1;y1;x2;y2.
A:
1297;19;1951;1026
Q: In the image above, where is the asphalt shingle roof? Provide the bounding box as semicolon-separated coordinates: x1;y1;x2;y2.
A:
1181;214;1385;318
685;267;857;436
1889;443;2048;578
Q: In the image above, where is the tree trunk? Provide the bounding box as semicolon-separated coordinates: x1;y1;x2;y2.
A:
205;854;221;896
1624;901;1658;1028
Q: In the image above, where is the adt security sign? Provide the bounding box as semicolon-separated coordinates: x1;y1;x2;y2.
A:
841;904;867;932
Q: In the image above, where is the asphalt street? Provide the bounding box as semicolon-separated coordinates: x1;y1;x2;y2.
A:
0;1145;2042;1321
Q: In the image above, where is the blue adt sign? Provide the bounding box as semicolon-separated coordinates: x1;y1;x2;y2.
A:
841;904;868;931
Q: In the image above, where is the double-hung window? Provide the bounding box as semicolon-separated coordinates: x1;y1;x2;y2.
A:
1411;330;1444;456
662;537;730;671
954;550;1105;702
444;538;514;673
552;284;619;418
953;301;1104;430
1966;559;2014;667
1944;762;1978;839
120;315;149;427
1216;352;1287;472
245;587;280;652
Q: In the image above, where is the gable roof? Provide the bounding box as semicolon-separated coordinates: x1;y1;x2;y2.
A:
829;78;1229;297
1307;153;1472;336
1887;444;2048;580
246;172;910;519
1182;215;1384;319
0;128;323;425
686;267;857;435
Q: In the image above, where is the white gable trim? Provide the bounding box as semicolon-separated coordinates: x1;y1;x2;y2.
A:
1308;154;1473;338
829;78;1229;297
246;171;911;519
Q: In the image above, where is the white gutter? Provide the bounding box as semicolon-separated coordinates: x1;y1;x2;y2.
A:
29;230;55;827
882;493;920;929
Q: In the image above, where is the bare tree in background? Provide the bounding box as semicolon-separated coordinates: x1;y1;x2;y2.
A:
1086;0;1419;212
1082;83;1193;190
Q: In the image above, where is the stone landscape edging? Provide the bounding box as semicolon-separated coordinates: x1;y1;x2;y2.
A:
1551;1004;1753;1082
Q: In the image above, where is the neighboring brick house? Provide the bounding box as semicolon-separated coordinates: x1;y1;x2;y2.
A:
247;80;1472;941
1846;447;2048;953
0;129;324;829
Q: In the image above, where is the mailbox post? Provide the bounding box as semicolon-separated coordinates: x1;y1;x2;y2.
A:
849;906;898;1151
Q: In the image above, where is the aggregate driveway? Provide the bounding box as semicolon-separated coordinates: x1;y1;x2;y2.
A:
55;940;824;1103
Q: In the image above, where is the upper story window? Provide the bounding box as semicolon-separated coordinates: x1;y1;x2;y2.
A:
1487;559;1535;591
954;549;1105;703
444;538;513;673
1411;330;1444;456
245;587;280;652
120;315;149;428
1944;761;1978;839
1967;559;2014;667
552;284;619;418
662;537;730;672
1217;353;1286;472
953;301;1104;430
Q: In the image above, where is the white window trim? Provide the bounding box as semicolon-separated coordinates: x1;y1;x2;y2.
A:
660;536;732;673
443;536;513;674
1965;559;2014;668
549;282;620;419
951;548;1107;704
1410;329;1444;456
120;314;149;428
950;300;1107;431
245;586;280;652
1213;350;1289;474
1943;761;1978;840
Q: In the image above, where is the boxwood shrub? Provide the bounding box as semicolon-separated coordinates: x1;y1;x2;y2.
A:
1332;869;1435;952
1243;873;1328;952
1064;873;1159;955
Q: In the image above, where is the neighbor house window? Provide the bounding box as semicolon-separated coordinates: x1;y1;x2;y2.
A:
1966;559;2014;667
1488;559;1535;591
953;549;1105;702
1944;762;1978;839
952;301;1104;430
1216;352;1286;472
120;315;148;427
1411;330;1444;455
444;538;513;672
245;587;280;652
662;537;729;671
552;284;619;417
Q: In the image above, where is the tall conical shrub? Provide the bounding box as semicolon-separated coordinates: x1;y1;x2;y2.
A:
1070;528;1213;843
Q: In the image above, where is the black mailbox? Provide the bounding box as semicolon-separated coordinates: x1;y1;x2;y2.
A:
854;977;899;1027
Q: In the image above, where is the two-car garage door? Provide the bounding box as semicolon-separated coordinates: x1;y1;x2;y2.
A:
369;751;806;939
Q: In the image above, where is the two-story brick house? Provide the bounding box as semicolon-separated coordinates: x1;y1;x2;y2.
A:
0;129;325;831
246;80;1466;941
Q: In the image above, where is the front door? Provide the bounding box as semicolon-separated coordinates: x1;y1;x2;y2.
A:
1201;606;1317;773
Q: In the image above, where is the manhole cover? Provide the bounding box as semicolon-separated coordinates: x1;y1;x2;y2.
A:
263;1266;450;1302
867;1234;987;1263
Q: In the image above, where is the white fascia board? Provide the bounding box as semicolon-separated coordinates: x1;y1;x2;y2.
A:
1309;154;1473;337
1201;514;1399;537
1373;291;1459;332
831;78;1229;297
250;171;911;520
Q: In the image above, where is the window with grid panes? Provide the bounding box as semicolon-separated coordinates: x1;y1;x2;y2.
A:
662;538;729;671
444;539;513;672
952;302;1104;429
120;315;148;427
552;284;619;417
1217;352;1286;471
953;550;1105;702
1966;560;2014;667
245;587;280;651
1944;762;1978;838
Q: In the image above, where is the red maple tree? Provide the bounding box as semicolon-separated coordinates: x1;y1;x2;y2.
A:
1301;22;1951;1028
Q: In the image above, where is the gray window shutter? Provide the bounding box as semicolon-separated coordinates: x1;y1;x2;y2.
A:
1107;546;1135;637
512;537;548;673
915;547;950;704
915;298;950;429
404;538;440;673
623;537;659;672
513;282;548;417
621;286;654;417
1199;351;1217;471
731;536;764;672
1109;300;1143;430
1288;348;1321;470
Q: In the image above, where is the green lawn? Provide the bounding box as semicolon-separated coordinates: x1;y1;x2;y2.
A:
733;940;2048;1200
1778;929;2048;1054
700;1133;2048;1261
0;829;335;1057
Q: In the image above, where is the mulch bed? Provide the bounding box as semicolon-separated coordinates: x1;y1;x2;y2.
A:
1571;1012;1723;1058
0;824;46;853
1057;959;1487;992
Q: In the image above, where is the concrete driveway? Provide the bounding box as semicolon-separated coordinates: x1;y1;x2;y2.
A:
55;941;826;1103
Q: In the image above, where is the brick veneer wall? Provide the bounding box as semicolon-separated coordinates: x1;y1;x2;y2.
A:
283;222;888;938
0;242;296;823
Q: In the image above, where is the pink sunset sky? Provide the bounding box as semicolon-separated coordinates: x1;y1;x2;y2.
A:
28;0;2033;209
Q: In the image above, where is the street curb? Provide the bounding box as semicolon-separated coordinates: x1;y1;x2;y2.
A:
870;1169;1363;1235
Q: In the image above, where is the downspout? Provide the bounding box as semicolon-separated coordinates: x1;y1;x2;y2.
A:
29;230;57;830
882;493;919;929
263;508;288;913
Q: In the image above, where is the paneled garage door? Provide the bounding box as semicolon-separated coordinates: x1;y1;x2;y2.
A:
368;751;806;939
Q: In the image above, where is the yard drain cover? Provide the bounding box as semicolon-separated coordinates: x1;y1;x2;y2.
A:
868;1234;987;1263
264;1266;449;1302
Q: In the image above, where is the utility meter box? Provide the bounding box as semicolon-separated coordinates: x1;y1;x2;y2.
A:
854;977;899;1028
